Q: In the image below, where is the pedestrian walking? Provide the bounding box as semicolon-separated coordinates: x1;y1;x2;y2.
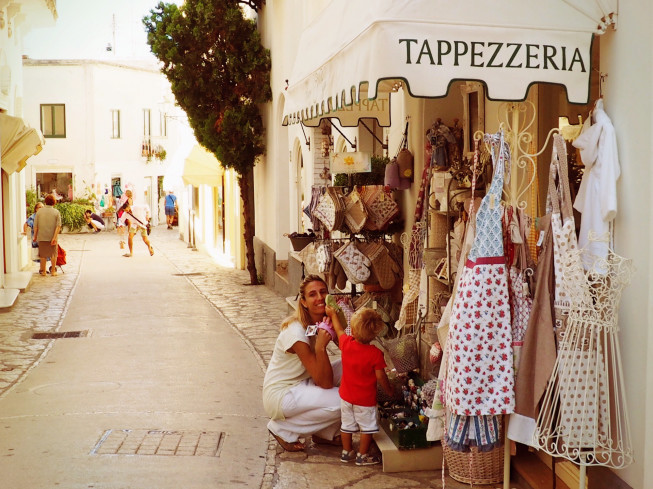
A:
325;306;392;465
116;189;132;250
262;274;342;452
23;201;44;261
164;190;177;229
32;194;62;276
120;201;154;257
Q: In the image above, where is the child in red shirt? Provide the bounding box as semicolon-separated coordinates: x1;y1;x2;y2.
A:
325;305;393;465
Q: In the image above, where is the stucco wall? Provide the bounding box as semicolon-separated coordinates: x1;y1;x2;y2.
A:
600;3;653;487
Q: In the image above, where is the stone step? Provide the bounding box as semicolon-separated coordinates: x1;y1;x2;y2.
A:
5;271;32;291
0;288;20;309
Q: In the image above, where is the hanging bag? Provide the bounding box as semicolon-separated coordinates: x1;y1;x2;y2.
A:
397;121;414;180
381;313;420;374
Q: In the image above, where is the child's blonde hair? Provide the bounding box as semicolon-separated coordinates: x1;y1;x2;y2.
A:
350;307;385;344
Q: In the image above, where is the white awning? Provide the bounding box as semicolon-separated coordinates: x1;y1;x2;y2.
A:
284;0;617;124
182;144;223;187
0;113;44;174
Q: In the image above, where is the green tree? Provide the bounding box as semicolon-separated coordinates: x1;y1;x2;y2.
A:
143;0;271;284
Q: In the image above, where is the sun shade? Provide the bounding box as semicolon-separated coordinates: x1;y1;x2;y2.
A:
182;144;223;187
283;0;617;125
0;113;44;174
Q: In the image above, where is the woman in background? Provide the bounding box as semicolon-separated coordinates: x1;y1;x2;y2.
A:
33;194;61;276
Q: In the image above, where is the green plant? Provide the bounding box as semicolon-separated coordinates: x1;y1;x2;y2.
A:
333;155;389;186
54;202;93;231
72;198;93;206
25;188;39;216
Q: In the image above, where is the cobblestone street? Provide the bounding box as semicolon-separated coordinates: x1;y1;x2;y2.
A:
0;226;503;489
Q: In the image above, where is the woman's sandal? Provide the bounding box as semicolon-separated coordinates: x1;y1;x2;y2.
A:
268;430;305;452
149;247;154;256
311;434;342;446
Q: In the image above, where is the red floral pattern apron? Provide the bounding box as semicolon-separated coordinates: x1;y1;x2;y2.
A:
445;131;514;417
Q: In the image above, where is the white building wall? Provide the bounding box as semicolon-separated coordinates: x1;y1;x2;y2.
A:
22;59;189;224
600;3;653;488
0;1;57;275
255;0;332;258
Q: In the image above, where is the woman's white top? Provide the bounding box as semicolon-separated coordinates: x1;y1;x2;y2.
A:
262;320;311;420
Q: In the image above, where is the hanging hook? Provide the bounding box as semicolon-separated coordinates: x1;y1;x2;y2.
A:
300;122;311;150
598;72;608;99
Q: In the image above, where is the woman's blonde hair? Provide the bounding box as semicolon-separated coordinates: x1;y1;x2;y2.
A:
350;307;385;344
281;274;327;330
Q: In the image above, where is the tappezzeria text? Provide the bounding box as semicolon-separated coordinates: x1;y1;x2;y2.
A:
399;39;588;72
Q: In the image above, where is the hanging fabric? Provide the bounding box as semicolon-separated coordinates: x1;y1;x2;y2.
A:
547;134;581;348
508;212;556;446
444;130;514;452
506;209;534;376
572;98;620;267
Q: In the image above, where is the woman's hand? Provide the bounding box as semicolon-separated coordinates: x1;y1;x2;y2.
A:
291;339;334;389
314;328;332;350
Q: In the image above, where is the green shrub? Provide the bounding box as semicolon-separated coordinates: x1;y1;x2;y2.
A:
54;202;93;231
25;188;39;216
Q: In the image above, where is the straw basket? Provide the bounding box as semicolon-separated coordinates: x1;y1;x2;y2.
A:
429;211;449;249
443;443;504;485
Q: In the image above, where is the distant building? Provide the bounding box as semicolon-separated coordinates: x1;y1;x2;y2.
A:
22;57;189;224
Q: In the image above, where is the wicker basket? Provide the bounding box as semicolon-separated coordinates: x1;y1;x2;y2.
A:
429;211;449;248
443;443;504;485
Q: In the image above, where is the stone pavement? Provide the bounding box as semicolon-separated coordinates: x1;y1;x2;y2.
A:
0;225;514;489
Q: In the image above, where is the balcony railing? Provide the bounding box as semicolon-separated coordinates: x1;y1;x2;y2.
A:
141;138;167;162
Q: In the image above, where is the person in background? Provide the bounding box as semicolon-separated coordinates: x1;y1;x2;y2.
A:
33;194;62;276
325;306;393;466
116;189;132;250
120;201;154;257
23;202;44;261
84;209;105;233
262;275;342;452
164;190;178;229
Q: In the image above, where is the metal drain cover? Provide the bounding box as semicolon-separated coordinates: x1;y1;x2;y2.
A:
172;272;204;276
32;330;88;339
91;429;224;457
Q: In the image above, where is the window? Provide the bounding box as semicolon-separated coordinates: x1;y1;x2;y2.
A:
111;109;120;138
143;108;151;137
159;110;167;137
40;104;66;138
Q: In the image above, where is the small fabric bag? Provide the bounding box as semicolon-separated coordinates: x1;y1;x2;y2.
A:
343;187;367;233
361;186;400;231
312;190;336;231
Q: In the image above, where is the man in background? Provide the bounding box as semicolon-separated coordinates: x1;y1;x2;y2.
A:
164;190;177;229
84;209;105;233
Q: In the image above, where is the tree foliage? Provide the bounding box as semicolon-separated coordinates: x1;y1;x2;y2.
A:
143;0;271;174
143;0;271;283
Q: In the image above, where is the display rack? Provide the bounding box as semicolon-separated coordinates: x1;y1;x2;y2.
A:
422;150;487;327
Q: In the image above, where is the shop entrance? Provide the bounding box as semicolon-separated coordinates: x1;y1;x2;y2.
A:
36;172;72;201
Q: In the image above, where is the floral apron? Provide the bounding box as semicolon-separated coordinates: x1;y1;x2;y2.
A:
445;131;514;450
